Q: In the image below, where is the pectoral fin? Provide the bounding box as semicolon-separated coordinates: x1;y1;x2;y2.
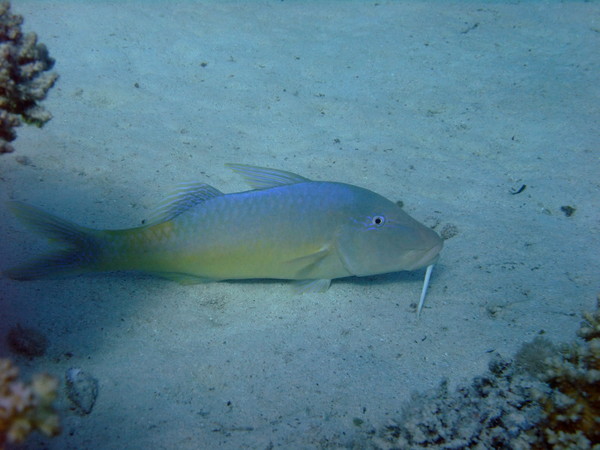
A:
286;245;333;279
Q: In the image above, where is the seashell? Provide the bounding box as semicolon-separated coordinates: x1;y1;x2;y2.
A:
65;367;98;415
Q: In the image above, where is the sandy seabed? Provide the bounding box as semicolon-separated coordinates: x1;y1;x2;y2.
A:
1;1;598;448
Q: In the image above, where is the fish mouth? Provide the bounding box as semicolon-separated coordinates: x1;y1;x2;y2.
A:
410;240;443;270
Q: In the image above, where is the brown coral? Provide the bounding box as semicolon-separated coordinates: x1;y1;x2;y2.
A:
578;296;600;342
534;295;600;449
0;1;58;154
0;358;60;448
369;298;600;450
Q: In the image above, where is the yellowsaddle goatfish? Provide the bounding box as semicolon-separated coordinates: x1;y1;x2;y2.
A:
4;164;443;315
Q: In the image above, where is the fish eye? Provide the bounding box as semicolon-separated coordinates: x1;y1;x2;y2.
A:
371;215;385;227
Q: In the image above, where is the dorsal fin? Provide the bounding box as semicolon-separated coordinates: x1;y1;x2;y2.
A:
146;183;223;225
226;163;311;189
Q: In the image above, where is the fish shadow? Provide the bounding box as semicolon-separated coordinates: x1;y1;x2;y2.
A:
340;269;428;287
225;265;443;290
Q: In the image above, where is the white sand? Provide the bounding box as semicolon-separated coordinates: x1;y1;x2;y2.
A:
1;1;598;448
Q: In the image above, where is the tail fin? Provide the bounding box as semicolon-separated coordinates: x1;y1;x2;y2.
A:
4;202;101;280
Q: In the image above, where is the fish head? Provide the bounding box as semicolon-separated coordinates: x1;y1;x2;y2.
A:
336;187;443;277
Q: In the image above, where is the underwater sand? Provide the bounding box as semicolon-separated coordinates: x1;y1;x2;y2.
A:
1;1;598;448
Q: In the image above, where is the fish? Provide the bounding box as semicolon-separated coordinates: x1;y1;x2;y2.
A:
4;164;443;315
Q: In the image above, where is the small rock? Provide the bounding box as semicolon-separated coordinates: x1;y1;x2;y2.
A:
7;324;48;357
15;155;33;166
440;223;459;240
560;205;576;217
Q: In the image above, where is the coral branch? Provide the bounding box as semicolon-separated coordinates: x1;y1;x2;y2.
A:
370;296;600;449
535;295;600;448
0;1;58;154
0;358;60;448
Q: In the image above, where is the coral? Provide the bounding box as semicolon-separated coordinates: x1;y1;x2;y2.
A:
0;1;57;154
578;297;600;341
367;297;600;450
0;358;60;448
371;355;547;449
533;295;600;449
514;336;557;378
